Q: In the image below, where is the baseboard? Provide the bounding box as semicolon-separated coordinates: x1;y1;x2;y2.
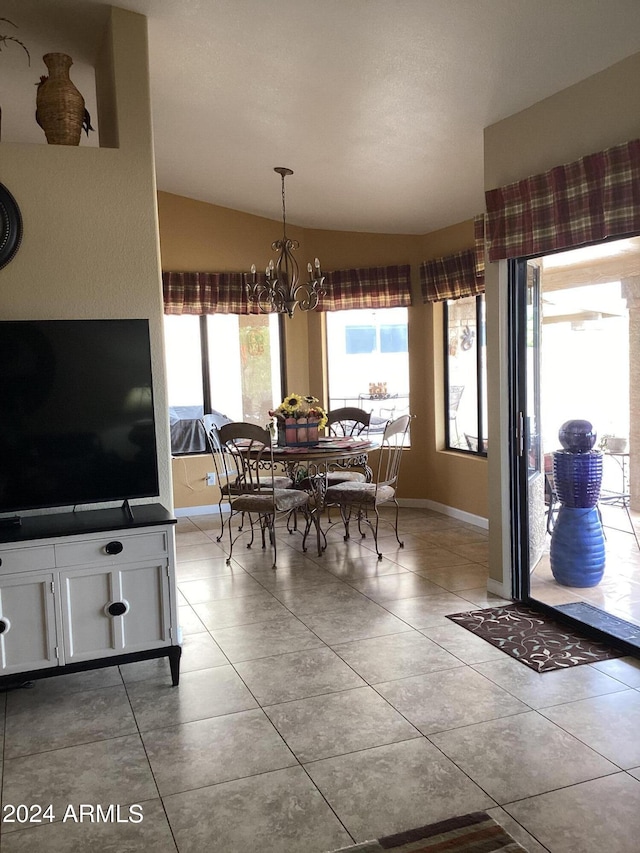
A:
487;577;512;599
177;499;489;529
398;498;488;530
174;505;230;518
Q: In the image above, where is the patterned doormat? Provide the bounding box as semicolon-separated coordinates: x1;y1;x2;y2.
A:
328;811;524;852
446;603;621;672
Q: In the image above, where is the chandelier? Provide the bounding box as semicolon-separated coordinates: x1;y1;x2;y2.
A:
244;167;325;318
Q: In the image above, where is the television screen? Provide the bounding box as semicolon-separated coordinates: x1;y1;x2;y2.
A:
0;319;159;514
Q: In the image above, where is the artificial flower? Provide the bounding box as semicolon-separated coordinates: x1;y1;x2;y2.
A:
271;392;327;426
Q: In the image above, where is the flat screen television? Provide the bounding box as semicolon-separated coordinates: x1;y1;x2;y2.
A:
0;319;159;516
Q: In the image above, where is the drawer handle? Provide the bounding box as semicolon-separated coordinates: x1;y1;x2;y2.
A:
106;600;129;617
104;541;124;556
0;617;11;634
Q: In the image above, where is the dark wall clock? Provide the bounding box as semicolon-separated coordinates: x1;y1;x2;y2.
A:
0;182;23;271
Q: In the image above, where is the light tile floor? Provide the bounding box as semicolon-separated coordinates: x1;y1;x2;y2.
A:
2;506;640;852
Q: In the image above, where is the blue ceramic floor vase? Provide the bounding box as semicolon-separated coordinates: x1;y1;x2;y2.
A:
549;505;605;587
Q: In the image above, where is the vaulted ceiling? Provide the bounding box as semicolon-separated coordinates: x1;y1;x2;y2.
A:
5;1;640;234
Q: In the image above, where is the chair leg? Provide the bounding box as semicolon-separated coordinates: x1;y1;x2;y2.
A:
270;516;278;569
546;494;557;535
371;508;382;560
216;498;226;542
392;498;404;548
340;504;353;541
356;510;368;538
624;504;640;551
300;504;324;556
225;509;236;565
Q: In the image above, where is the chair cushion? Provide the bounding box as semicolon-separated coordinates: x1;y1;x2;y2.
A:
231;488;309;513
326;471;367;484
221;475;293;496
324;481;395;507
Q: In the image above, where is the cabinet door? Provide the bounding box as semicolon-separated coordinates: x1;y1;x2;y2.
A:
116;562;172;651
0;572;59;673
60;561;171;663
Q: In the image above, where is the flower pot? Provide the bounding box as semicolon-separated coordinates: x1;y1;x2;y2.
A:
307;419;319;443
606;437;628;453
285;417;297;445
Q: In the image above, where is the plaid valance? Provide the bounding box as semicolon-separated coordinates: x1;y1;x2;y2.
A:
420;217;485;303
164;265;412;314
163;271;260;315
485;138;640;262
318;264;412;311
474;213;485;278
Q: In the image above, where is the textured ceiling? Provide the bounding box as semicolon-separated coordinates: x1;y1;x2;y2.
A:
4;0;640;233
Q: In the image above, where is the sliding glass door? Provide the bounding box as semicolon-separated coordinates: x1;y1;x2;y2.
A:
510;238;640;650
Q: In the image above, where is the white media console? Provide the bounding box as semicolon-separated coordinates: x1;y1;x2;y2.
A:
0;503;181;687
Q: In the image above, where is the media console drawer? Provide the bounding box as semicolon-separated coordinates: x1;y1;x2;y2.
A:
0;545;56;574
55;530;169;567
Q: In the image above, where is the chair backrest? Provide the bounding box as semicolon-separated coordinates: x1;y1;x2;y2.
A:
327;407;371;437
217;421;274;493
464;433;488;453
464;433;478;452
202;411;234;462
203;410;233;434
376;414;412;488
203;420;233;491
449;385;464;417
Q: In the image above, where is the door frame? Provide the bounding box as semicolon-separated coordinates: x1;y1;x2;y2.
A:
508;258;529;600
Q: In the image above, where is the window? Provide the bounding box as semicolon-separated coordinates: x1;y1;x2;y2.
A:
327;307;410;433
345;325;376;354
444;294;487;454
164;313;283;453
380;324;408;353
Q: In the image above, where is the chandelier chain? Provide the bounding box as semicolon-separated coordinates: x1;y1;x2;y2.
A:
281;172;287;237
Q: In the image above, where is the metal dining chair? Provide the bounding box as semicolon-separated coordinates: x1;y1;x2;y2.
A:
217;422;312;569
203;418;294;543
324;407;372;486
323;414;412;559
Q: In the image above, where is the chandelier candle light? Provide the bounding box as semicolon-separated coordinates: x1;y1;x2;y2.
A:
245;167;326;318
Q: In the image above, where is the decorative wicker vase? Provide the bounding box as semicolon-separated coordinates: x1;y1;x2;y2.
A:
36;53;84;146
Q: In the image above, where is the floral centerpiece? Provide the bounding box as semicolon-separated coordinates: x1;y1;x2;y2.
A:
269;394;327;446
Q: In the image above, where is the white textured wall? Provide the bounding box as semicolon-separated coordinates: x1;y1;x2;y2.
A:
0;7;172;511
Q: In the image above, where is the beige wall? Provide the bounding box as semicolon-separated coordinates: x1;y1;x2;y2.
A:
159;192;489;519
484;50;640;594
1;8;172;511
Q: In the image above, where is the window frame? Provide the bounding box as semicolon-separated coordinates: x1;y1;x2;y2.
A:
443;293;487;456
164;313;286;455
325;306;411;431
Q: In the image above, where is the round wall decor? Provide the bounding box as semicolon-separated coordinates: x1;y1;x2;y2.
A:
0;183;23;270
